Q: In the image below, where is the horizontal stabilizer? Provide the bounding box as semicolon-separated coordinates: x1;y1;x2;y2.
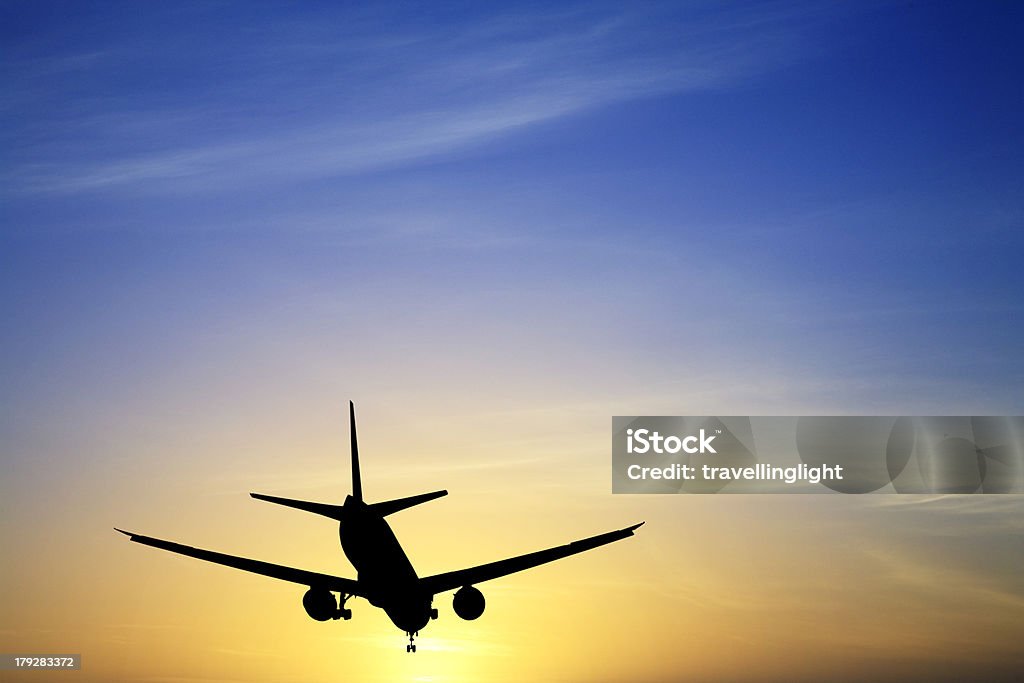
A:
369;490;448;517
250;493;344;520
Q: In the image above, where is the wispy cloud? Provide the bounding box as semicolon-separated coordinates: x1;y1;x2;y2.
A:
5;2;829;195
861;543;1024;612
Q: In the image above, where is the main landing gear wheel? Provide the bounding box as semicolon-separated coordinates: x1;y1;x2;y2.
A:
336;594;353;620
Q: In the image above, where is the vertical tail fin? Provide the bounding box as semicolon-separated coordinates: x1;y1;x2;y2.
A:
349;400;362;502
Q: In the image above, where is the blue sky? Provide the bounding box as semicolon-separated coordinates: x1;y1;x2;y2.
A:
3;1;1022;422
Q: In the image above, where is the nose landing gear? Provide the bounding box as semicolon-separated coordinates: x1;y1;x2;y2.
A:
406;631;418;653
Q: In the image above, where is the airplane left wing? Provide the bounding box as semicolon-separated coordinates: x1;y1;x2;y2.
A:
115;529;362;595
418;522;643;595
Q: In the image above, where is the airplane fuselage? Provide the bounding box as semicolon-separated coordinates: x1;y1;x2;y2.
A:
338;495;433;633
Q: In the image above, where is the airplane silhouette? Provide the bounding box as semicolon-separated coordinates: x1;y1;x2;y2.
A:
116;402;642;652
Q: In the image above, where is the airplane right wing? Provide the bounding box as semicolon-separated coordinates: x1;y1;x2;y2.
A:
418;522;643;595
115;529;362;596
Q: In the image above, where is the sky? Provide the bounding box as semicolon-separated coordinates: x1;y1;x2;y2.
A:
2;1;1023;681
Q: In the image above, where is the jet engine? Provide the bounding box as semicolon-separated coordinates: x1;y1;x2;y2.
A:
303;588;338;621
452;585;485;620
